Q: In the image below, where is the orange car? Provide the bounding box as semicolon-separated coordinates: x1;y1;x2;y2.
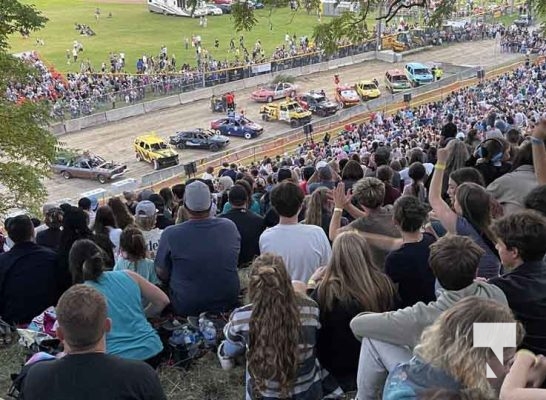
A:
334;85;360;108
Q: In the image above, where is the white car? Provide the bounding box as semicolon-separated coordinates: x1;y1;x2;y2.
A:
200;4;224;15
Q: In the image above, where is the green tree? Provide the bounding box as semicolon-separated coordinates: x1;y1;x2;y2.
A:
0;0;57;218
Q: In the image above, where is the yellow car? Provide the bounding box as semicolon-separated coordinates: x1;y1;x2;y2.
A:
355;80;381;101
134;133;179;170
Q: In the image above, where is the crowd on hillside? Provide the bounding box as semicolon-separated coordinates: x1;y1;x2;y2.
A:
5;18;529;120
500;25;546;54
2;57;546;399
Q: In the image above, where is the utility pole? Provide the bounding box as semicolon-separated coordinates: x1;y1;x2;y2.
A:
376;0;385;51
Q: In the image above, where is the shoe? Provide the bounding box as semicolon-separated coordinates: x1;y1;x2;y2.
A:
217;342;234;370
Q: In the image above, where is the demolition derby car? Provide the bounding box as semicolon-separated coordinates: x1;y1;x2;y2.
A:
334;85;360;108
250;82;297;103
134;134;179;170
210;113;264;139
296;91;339;117
260;100;312;127
52;151;127;184
355;80;381;100
169;128;229;152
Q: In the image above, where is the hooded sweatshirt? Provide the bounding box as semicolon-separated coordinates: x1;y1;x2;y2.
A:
350;281;508;349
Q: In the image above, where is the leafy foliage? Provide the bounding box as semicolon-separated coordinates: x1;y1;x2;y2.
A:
0;0;56;217
272;73;295;83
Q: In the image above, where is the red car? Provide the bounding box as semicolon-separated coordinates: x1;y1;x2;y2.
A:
250;82;297;103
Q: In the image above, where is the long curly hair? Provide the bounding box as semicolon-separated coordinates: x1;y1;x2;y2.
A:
247;254;301;397
415;296;523;397
317;231;396;312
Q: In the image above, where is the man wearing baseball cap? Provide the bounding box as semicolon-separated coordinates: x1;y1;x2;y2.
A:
155;180;241;316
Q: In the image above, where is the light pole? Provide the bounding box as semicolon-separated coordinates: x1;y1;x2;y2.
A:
376;0;385;51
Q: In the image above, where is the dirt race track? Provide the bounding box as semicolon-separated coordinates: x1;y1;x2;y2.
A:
46;39;522;203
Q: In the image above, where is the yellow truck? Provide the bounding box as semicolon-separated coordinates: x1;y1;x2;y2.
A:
260;100;312;128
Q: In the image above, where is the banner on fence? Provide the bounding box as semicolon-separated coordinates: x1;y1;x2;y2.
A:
251;63;272;74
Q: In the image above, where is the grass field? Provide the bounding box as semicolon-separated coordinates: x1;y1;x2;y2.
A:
9;0;339;73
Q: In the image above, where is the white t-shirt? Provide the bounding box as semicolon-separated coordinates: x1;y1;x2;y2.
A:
142;228;163;258
201;172;214;181
107;227;123;257
259;224;331;282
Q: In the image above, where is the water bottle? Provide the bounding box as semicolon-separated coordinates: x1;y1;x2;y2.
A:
203;321;217;348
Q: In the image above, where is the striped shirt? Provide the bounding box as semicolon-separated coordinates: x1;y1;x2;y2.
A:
223;296;343;399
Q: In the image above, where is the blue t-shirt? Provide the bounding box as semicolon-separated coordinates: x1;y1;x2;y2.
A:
155;218;241;316
114;258;160;284
85;271;162;360
222;199;261;215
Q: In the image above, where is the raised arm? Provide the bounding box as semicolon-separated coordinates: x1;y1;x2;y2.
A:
429;147;458;234
531;120;546;185
500;350;546;400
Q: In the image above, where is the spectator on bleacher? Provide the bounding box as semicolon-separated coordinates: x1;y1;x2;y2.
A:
429;147;501;278
134;200;163;258
155;180;240;316
0;215;59;325
69;239;168;364
259;181;331;282
308;231;397;392
350;235;507;399
123;191;138;215
303;187;346;240
20;285;167;400
107;197;135;230
340;159;364;193
383;297;522;399
385;196;436;308
402;162;428;204
446;167;485;206
377;165;401;206
330;178;400;269
308;163;336;194
148;194;174;230
487;142;538;215
78;196;98;227
222;179;261;215
221;254;342;399
158;187;175;220
220;184;265;268
114;227;159;284
490;211;546;356
467;138;511;186
93;206;120;263
35;207;64;251
170;183;186;216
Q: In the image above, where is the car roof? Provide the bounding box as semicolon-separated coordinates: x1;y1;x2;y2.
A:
405;62;428;69
386;69;405;75
135;134;165;143
358;80;375;85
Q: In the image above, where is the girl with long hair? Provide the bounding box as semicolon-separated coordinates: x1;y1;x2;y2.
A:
403;162;428;204
221;253;342;399
114;226;159;284
107;196;134;230
69;239;169;366
304;187;347;239
93;205;119;264
310;231;397;391
383;296;523;399
430;147;500;278
159;187;175;220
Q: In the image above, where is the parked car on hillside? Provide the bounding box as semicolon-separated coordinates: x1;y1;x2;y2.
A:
52;152;127;184
199;4;224;15
169;129;229;151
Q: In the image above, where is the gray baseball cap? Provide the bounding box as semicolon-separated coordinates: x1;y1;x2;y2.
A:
135;200;157;217
184;181;211;212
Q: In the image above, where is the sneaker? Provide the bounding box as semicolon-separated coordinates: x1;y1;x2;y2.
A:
217;342;234;370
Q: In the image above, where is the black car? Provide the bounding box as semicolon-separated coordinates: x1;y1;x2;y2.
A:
297;91;339;117
216;3;231;13
169;129;229;152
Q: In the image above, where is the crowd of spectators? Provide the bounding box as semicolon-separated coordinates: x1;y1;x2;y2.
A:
2;56;546;399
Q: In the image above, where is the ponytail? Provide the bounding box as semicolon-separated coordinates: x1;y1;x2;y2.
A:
69;239;106;284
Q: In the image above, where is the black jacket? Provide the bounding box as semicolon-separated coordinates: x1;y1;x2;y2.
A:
490;260;546;355
0;242;59;324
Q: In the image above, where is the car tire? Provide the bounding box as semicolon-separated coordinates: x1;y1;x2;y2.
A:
290;120;299;128
61;171;71;180
177;142;186;149
97;174;107;184
266;96;273;103
290;91;296;97
363;96;369;101
136;152;142;161
339;102;345;109
153;160;160;170
210;144;219;152
261;114;267;121
244;133;252;140
215;129;222;136
317;110;326;117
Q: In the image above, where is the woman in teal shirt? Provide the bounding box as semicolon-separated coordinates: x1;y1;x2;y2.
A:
69;239;169;366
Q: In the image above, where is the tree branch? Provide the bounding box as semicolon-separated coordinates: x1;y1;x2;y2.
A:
377;0;428;22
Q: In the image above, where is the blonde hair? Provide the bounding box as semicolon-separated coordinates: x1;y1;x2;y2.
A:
248;254;301;397
415;296;523;397
304;188;330;228
317;231;396;312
